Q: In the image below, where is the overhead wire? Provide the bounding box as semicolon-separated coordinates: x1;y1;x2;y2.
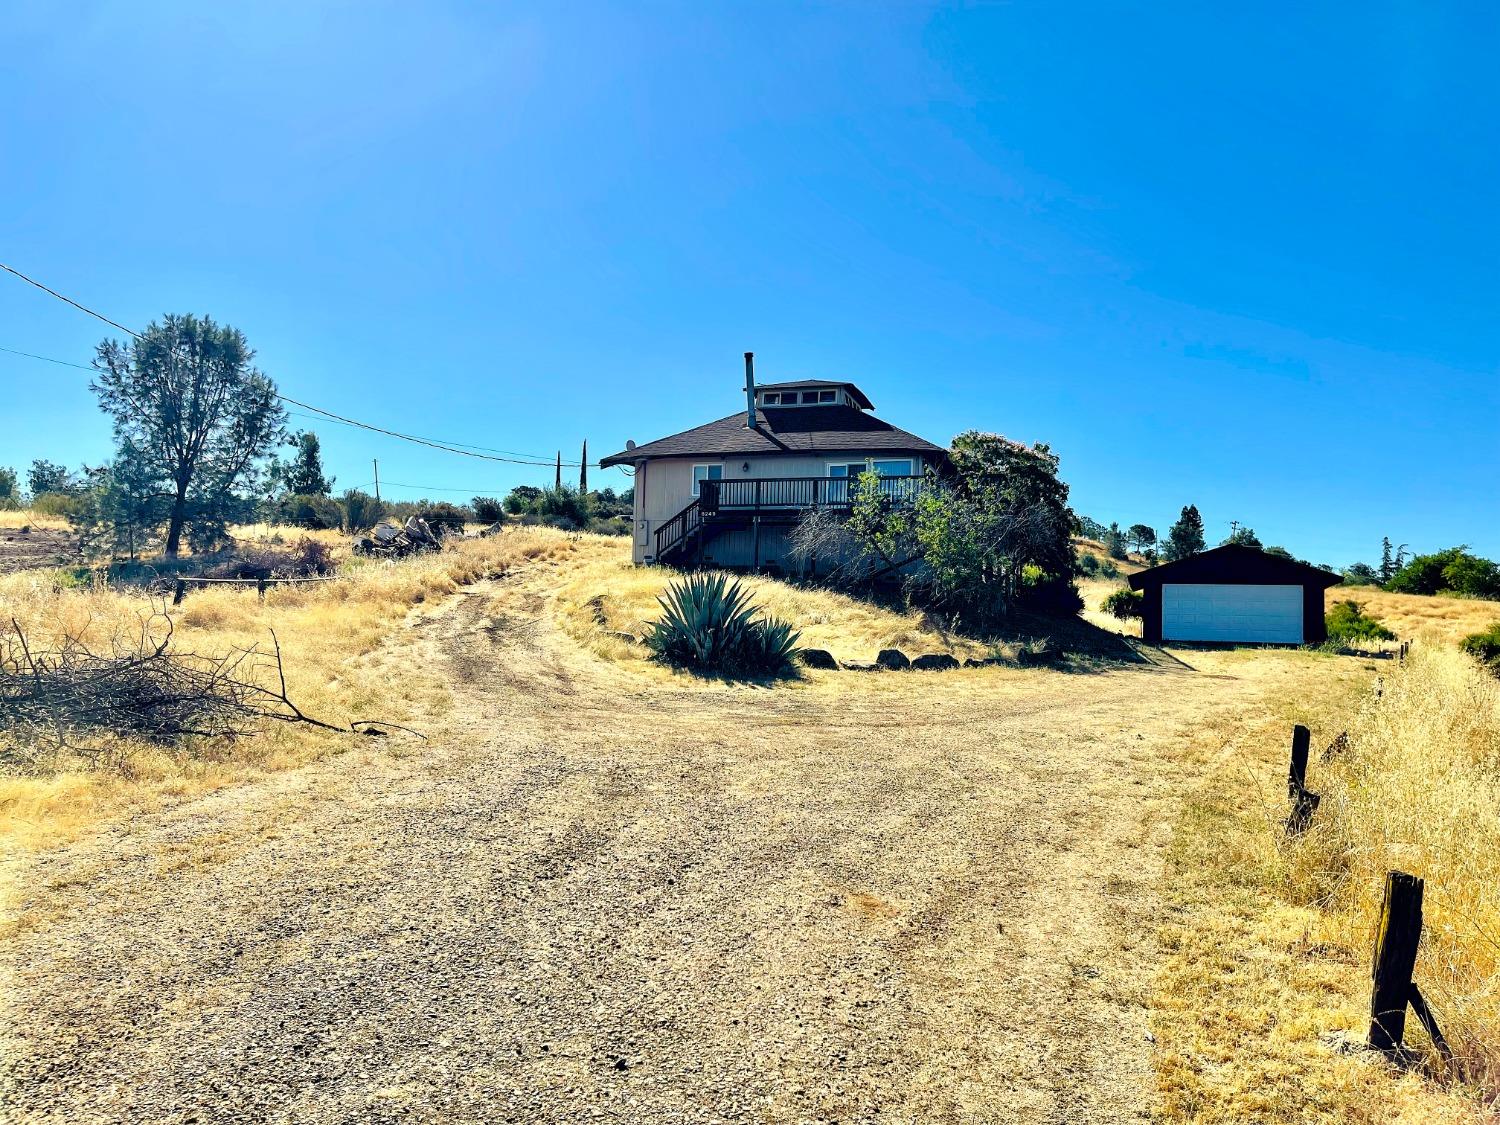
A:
0;264;588;468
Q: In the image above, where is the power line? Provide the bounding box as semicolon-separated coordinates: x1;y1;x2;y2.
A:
0;264;587;468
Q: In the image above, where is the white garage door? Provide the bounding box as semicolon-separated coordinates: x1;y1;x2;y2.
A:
1162;583;1304;643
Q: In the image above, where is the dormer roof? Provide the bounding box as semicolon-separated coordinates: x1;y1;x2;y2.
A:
756;380;874;410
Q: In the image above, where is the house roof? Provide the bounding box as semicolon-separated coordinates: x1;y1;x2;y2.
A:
756;379;874;409
599;404;946;467
1127;543;1342;591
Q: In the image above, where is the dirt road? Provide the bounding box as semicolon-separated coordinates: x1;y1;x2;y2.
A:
2;573;1307;1123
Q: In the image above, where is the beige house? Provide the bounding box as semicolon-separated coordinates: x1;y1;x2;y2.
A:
599;358;947;571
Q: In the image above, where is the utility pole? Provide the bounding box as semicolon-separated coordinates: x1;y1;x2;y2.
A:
580;439;588;493
555;451;562;492
372;458;381;503
1229;519;1240;540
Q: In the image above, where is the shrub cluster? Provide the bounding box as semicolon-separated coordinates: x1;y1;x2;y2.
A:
644;573;800;676
1324;599;1396;642
1461;623;1500;674
204;538;338;580
1101;587;1143;620
1387;547;1500;599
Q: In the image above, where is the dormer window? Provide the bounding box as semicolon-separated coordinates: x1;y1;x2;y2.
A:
761;387;844;408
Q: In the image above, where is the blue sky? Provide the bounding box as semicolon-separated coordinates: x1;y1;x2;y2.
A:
3;1;1496;566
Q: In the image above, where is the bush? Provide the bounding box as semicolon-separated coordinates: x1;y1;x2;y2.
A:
1325;599;1396;642
471;496;505;524
280;493;343;530
1017;570;1084;615
205;537;337;580
644;572;800;676
1076;552;1100;576
30;491;88;518
1460;623;1500;673
339;489;385;532
417;502;470;536
1101;588;1143;620
1387;547;1500;598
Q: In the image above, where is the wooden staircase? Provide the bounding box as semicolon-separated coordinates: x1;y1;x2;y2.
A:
653;498;705;564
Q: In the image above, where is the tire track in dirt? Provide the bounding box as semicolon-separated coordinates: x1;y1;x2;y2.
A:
2;570;1294;1124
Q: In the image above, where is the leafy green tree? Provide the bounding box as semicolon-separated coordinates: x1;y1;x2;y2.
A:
0;466;18;509
91;314;285;557
1265;545;1294;560
504;484;545;514
1343;562;1379;586
1127;523;1156;553
1386;547;1500;598
27;459;77;498
1163;505;1205;561
283;431;333;496
812;432;1080;624
471;496;505;523
1223;525;1263;548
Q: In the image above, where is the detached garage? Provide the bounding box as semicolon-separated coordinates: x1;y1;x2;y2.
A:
1128;544;1342;646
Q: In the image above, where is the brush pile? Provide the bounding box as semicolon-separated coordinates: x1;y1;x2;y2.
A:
0;609;351;768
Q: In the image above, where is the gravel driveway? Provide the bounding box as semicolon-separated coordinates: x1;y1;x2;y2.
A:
1;576;1281;1123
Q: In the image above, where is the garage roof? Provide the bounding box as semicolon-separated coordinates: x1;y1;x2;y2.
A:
1128;544;1342;591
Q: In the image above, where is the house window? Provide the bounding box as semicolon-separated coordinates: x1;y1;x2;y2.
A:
872;459;913;477
829;459;912;478
801;391;820;403
818;390;836;403
762;392;780;405
691;464;723;496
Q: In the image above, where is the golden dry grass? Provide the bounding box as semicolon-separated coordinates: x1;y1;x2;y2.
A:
1327;586;1499;649
0;509;69;531
552;550;995;665
1153;642;1499;1123
0;527;588;851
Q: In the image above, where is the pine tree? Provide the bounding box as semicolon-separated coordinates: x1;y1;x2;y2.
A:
284;431;333;496
555;451;562;492
1104;522;1129;560
1163;504;1206;562
1379;536;1394;584
579;439;588;493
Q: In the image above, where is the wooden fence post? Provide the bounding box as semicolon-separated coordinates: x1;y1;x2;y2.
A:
1370;871;1424;1056
172;578;186;606
257;578;267;602
1288;724;1311;798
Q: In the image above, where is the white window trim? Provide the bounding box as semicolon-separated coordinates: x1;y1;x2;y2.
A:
691;463;724;497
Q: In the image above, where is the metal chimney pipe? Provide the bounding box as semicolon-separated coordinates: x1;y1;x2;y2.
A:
744;351;756;428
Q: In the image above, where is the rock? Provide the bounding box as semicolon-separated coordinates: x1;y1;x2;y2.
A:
1017;646;1064;666
798;648;839;669
875;648;910;671
604;631;639;644
911;653;960;671
839;660;884;672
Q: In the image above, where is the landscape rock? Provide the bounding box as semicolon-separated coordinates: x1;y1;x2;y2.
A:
911;653;960;671
798;648;839;670
1017;647;1064;666
839;660;884;672
875;649;910;671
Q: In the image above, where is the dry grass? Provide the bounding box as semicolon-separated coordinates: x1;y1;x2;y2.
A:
0;509;69;531
1153;641;1499;1122
0;526;586;851
552;551;994;665
1328;587;1498;649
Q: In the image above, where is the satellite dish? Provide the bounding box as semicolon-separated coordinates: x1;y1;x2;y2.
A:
625;439;636;450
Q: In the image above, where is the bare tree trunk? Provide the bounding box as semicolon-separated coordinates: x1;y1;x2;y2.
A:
163;482;189;558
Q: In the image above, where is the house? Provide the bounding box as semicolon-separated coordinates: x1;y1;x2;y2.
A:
1127;544;1342;645
599;354;947;570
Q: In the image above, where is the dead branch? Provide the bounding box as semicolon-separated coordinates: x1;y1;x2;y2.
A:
0;606;421;768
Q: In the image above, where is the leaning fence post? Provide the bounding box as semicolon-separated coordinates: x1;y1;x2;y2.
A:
172;578;186;606
1370;871;1424;1056
1288;724;1311;797
257;578;267;603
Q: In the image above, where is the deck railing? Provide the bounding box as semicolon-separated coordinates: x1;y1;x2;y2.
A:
698;474;926;515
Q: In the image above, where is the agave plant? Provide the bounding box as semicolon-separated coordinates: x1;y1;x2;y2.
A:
645;573;801;675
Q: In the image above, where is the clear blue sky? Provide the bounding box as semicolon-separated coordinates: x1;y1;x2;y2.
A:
3;2;1497;566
